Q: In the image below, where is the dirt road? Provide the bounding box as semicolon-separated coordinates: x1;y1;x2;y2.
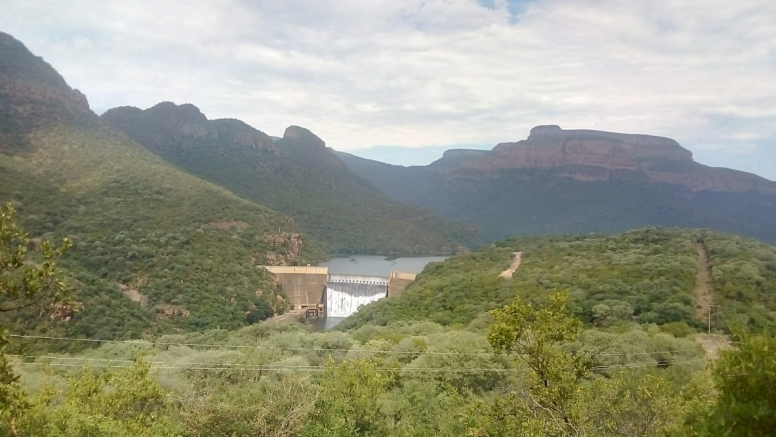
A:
499;252;523;278
264;309;305;324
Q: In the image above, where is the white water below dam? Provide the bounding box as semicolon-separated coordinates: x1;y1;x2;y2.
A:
325;274;389;318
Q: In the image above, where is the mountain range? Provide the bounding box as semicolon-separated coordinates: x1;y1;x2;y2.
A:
0;31;472;340
2;28;776;341
338;125;776;243
101;102;478;255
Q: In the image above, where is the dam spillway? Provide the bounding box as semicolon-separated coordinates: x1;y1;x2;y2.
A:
261;266;417;318
326;275;389;317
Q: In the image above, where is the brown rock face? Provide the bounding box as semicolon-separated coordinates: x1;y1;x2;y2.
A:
0;32;94;145
485;125;693;171
439;125;776;195
264;232;305;266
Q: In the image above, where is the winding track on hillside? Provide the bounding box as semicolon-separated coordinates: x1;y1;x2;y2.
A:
499;252;523;278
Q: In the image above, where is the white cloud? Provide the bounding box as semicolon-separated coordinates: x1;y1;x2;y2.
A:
1;0;775;178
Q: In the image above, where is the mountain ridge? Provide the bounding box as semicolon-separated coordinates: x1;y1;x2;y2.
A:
0;31;327;340
337;127;776;243
428;125;776;194
103;101;480;255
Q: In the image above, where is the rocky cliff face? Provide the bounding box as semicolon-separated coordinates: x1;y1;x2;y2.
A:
434;125;776;195
0;32;93;149
264;232;306;266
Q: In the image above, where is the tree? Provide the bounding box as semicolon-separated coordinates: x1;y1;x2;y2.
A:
0;203;72;435
686;333;776;437
177;373;313;437
301;358;391;437
485;292;594;437
19;360;182;437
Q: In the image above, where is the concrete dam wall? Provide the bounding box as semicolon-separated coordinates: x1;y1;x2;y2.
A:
262;266;417;318
263;266;328;310
387;271;417;297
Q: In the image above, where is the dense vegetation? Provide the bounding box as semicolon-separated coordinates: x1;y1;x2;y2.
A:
102;104;480;255
341;228;776;334
4;302;774;436
0;124;323;339
0;32;329;339
3;29;776;436
0;318;702;436
705;234;776;333
1;223;771;436
337;152;776;244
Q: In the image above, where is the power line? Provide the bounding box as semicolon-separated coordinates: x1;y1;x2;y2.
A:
8;334;703;358
8;353;703;374
9;334;495;356
591;358;704;370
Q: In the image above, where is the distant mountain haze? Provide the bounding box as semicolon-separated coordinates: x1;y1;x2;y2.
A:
337;125;776;243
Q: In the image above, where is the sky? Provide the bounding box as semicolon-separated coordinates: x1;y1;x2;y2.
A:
1;0;775;178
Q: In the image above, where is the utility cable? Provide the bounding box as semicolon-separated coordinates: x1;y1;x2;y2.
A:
8;334;703;358
9;354;703;373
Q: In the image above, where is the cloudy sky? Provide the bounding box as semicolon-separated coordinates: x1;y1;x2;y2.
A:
2;0;775;178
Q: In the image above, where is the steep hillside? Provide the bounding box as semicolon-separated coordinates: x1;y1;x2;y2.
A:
102;104;480;255
0;32;326;341
340;228;776;334
337;126;776;243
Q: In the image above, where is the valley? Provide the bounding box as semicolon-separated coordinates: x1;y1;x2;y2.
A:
1;19;775;437
338;126;776;243
102;103;480;256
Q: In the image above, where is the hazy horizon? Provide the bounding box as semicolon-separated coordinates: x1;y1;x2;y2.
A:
2;0;774;179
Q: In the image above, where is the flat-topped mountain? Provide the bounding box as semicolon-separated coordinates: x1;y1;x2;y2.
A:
338;126;776;243
439;125;693;170
103;102;479;255
431;125;776;194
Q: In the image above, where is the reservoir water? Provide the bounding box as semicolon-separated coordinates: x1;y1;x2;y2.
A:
317;255;448;276
309;255;448;330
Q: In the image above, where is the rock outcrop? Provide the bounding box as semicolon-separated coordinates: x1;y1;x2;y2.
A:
433;125;776;195
282;125;326;149
0;32;93;149
264;232;306;266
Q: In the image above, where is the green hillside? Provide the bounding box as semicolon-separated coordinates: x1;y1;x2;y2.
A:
102;104;480;255
0;32;326;341
340;227;776;333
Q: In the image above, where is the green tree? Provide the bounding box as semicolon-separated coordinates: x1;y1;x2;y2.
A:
0;203;72;435
177;373;313;437
301;358;391;437
484;292;594;437
686;334;776;437
19;360;182;436
0;203;72;314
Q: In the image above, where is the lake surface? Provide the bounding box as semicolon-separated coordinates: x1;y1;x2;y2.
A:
309;255;449;330
317;255;449;276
